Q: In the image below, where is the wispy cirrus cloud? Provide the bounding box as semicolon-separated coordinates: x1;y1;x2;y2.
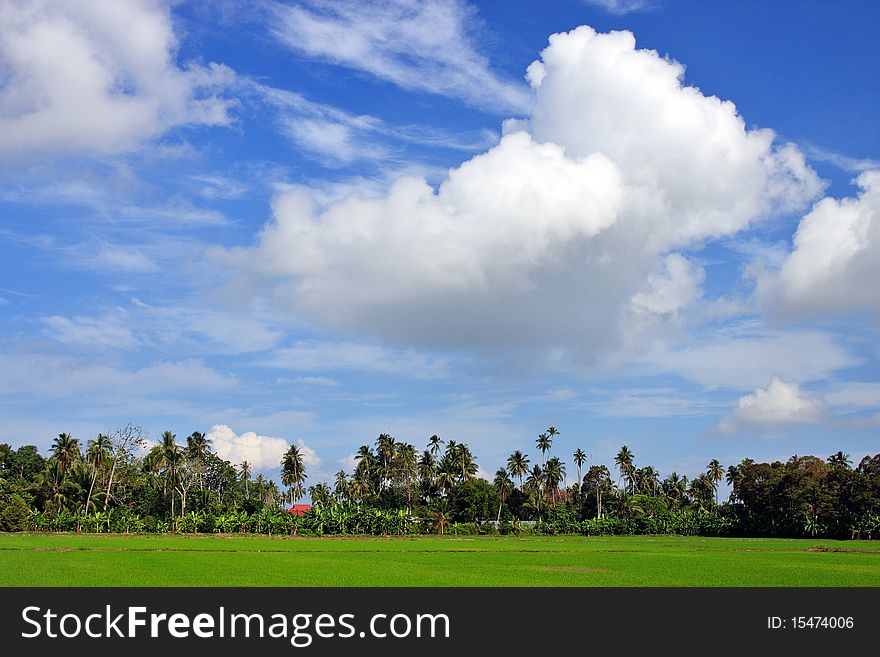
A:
252;82;498;166
261;340;450;378
268;0;530;113
580;0;655;15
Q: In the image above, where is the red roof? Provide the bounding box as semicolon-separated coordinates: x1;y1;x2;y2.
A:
288;504;312;516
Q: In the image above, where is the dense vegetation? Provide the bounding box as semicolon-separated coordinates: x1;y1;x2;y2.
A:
1;424;878;540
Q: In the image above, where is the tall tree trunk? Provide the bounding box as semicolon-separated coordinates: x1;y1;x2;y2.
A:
84;463;98;513
103;456;118;512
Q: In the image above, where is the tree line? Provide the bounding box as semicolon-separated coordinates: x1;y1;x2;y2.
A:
1;424;878;539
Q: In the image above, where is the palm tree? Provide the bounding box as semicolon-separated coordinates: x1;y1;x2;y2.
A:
536;432;552;466
451;443;477;482
83;434;112;513
493;468;514;522
163;448;184;517
309;482;332;506
524;465;544;514
573;449;587;492
614;445;634;494
147;431;180;496
428;434;443;456
546;426;559;450
688;474;715;512
186;431;210;460
544;457;565;504
706;459;724;507
635;466;659;496
827;451;852;468
239;461;252;497
334;470;348;503
507;450;530;489
52;433;81;474
725;465;741;502
281;444;307;506
376;433;397;489
524;464;543;496
585;464;610;518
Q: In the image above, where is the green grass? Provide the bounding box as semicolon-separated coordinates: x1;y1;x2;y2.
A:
0;533;878;586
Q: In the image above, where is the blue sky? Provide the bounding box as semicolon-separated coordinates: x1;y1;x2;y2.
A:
1;0;878;489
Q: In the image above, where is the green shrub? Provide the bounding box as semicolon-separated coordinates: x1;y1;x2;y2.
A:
0;494;31;531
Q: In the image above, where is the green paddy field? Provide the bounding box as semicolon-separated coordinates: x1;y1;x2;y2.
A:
1;533;877;586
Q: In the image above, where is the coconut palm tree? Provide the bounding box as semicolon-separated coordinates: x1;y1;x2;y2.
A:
573;449;587;492
507;450;530;489
544;457;565;504
451;443;478;482
689;474;715;512
524;465;544;514
163;448;184;518
239;461;252;497
309;482;332;506
584;464;611;518
725;465;741;502
546;426;559;454
493;468;514;522
614;445;634;494
83;434;112;513
52;433;81;474
376;433;397;489
706;459;724;507
186;431;210;460
536;432;552;466
334;470;348;503
827;451;852;468
635;466;659;496
428;434;443;456
281;444;307;506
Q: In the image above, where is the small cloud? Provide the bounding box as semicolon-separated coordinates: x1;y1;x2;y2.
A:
190;174;249;200
95;244;160;273
43;314;138;349
715;377;828;435
275;376;340;387
801;143;880;173
580;0;655;14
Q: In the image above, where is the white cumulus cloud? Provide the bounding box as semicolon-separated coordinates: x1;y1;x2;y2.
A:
759;170;880;317
715;377;828;435
217;25;823;365
0;0;235;161
207;424;321;471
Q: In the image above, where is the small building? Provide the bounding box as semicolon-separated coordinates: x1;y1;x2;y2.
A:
288;504;312;516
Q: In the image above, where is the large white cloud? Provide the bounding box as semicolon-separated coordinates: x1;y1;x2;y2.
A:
207;424;320;471
715;377;828;435
0;0;234;161
219;25;823;363
760;170;880;316
526;27;822;246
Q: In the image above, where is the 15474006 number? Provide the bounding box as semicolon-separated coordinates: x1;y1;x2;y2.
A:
767;616;854;630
